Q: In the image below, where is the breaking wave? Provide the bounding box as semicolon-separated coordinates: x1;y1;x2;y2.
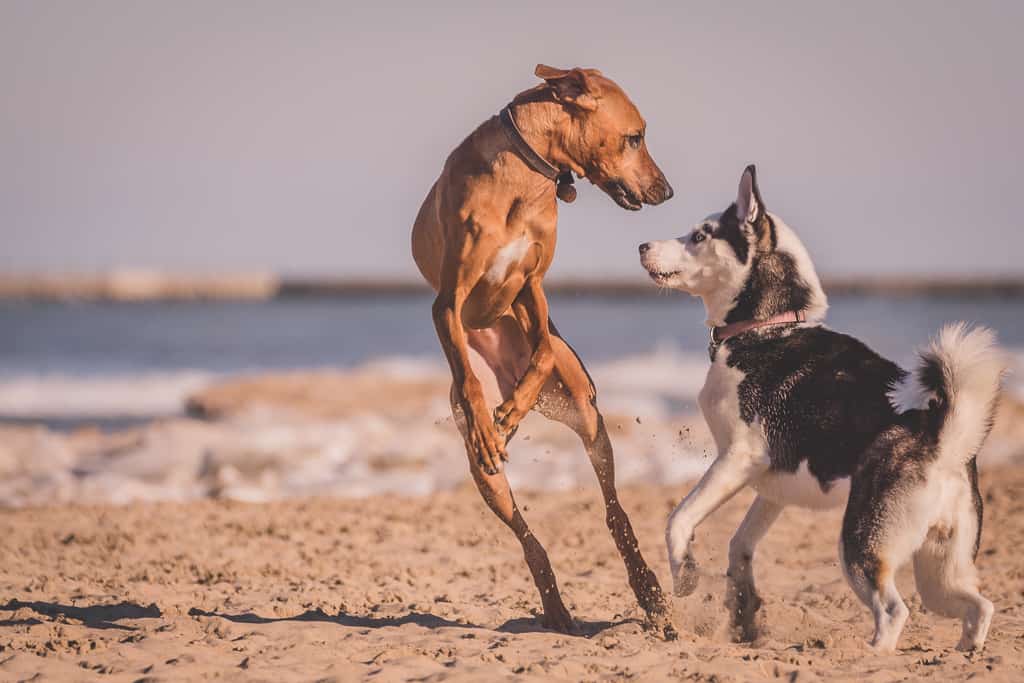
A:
0;346;1020;508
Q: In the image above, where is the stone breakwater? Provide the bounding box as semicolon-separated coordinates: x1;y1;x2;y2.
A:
0;271;280;301
3;272;1024;301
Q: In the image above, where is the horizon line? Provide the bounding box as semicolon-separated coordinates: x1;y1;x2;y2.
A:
1;271;1024;301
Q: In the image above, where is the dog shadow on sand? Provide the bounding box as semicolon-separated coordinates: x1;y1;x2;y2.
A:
0;599;162;631
0;598;630;638
187;607;632;637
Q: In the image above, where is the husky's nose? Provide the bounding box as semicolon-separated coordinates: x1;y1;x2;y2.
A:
638;242;651;254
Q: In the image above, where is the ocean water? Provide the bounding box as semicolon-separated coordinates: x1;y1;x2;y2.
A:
0;293;1021;507
2;293;1023;380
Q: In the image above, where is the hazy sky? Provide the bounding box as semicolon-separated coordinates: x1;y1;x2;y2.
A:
2;1;1022;280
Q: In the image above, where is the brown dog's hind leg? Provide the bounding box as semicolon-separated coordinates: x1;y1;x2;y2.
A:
464;452;574;633
534;328;676;639
451;327;575;633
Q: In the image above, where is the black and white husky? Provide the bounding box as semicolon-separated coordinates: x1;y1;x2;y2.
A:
639;165;1006;652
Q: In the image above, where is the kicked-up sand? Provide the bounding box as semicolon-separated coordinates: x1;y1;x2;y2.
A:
2;464;1023;682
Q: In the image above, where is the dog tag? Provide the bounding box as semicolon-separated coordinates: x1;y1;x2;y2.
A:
556;172;576;203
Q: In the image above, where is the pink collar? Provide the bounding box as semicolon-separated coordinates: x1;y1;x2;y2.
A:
710;310;806;346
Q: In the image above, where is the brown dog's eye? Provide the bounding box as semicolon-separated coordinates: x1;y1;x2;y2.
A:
626;134;643;150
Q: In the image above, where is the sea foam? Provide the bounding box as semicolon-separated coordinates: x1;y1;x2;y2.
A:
0;347;1020;508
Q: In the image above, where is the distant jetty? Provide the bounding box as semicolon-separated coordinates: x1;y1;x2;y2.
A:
0;271;279;301
1;271;1022;301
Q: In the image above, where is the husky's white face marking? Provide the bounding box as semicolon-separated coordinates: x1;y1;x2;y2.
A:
639;165;827;326
641;216;745;294
641;217;751;325
485;236;530;283
640;163;761;302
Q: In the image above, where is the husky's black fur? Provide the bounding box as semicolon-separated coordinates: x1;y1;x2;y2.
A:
719;326;905;488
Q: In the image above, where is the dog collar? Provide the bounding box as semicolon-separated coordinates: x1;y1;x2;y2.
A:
499;106;577;203
710;310;806;349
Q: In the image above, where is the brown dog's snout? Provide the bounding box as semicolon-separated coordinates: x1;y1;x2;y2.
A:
645;175;674;205
658;179;674;202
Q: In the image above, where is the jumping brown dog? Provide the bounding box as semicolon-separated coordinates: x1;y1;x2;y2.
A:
411;65;675;635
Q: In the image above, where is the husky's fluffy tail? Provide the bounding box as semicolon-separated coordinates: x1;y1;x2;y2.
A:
894;323;1006;464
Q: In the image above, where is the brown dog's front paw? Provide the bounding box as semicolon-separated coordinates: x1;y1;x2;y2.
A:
463;403;508;475
493;399;527;437
474;435;506;475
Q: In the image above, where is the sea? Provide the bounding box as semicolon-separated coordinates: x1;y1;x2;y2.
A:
1;293;1022;506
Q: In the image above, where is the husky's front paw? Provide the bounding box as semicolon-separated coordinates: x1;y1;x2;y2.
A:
671;553;700;597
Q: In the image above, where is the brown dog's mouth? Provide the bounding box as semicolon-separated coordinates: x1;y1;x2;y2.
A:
604;180;643;211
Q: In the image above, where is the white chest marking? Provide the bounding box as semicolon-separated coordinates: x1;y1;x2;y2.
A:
698;347;752;454
485;236;530;283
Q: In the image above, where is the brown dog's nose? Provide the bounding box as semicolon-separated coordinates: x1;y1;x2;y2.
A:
639;242;651;254
644;177;674;205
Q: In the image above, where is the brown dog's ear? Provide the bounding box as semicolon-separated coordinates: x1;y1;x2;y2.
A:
535;64;572;80
534;64;599;111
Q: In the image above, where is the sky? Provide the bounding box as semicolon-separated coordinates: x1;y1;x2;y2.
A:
1;1;1022;281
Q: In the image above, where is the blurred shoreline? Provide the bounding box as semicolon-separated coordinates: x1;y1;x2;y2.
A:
2;357;1022;508
3;271;1024;301
3;278;1023;508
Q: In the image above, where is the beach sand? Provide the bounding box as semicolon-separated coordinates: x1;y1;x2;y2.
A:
2;464;1022;682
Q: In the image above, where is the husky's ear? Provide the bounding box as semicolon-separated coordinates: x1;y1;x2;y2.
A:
735;164;765;225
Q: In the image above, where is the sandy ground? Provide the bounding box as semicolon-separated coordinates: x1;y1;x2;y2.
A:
2;465;1023;682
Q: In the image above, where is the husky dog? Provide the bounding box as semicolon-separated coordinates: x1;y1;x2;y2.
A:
639;165;1005;652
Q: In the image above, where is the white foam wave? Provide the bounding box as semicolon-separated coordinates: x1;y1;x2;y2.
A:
0;371;216;418
0;346;712;421
0;346;1021;508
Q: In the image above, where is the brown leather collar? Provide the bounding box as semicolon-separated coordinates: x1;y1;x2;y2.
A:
499;106;576;202
710;310;806;347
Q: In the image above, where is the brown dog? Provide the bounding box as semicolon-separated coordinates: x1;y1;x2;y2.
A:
411;65;674;635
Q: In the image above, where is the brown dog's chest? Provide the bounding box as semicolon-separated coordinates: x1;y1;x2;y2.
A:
461;214;553;329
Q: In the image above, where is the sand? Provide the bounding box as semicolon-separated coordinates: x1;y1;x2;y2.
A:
2;463;1023;682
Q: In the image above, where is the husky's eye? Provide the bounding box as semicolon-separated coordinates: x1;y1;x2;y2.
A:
691;232;706;244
